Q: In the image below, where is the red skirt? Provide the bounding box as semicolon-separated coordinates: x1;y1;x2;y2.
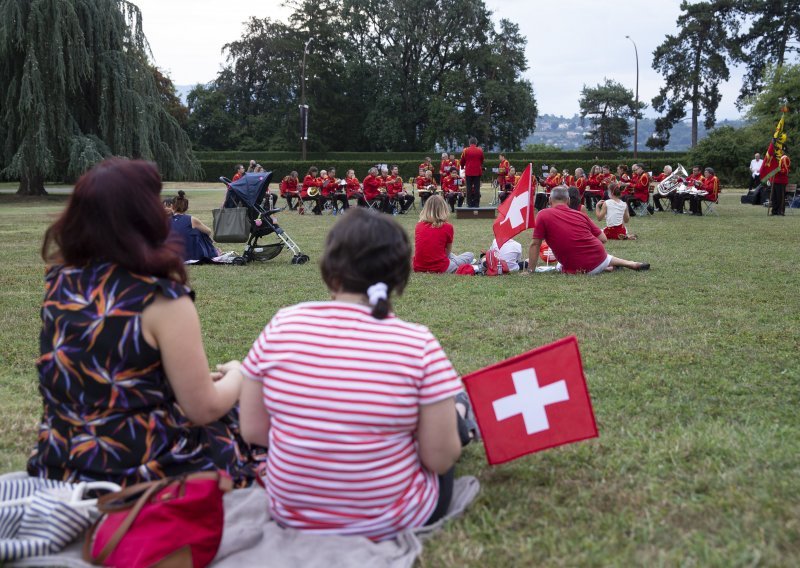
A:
603;224;628;240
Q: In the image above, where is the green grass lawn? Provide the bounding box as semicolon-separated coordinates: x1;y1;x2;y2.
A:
1;185;798;565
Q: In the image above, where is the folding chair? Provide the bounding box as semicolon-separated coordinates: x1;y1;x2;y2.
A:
406;177;417;211
786;183;798;215
703;195;719;216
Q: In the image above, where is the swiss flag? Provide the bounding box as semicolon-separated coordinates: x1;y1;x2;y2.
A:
462;336;598;465
492;164;535;248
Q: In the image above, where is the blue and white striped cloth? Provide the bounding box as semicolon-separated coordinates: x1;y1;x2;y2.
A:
0;474;104;561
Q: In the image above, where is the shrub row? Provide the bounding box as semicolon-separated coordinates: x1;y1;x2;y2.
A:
195;150;690;164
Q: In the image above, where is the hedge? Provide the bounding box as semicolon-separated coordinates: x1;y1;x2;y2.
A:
200;158;689;185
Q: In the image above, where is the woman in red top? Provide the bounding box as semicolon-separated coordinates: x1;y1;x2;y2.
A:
499;166;520;204
413;195;474;273
585;164;603;209
344;169;365;206
417;169;438;207
231;164;245;182
301;166;325;215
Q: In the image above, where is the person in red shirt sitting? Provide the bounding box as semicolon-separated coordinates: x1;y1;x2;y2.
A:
622;163;653;216
280;171;301;210
527;186;649;274
343;169;365;207
301;166;325;215
497;153;510;190
672;165;704;213
585;165;604;209
562;169;575;188
438;152;450;185
419;156;434;174
416;168;438;207
231;164;245;183
688;167;720;216
387;165;414;214
325;167;348;214
499;166;521;204
363;167;390;213
536;167;562;210
413;195;474;273
617;164;631;187
441;167;465;212
570;167;588;202
652;165;673;212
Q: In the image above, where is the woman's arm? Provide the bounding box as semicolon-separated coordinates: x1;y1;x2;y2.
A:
623;206;630;223
191;216;213;236
142;295;241;425
417;397;461;474
239;376;270;447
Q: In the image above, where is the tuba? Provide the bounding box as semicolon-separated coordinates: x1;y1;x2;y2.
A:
657;164;689;196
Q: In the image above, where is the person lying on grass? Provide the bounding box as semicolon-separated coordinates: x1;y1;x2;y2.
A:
527;185;649;274
239;207;474;541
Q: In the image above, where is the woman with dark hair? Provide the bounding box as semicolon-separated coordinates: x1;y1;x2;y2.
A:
238;208;472;541
171;190;219;262
28;158;259;487
567;186;590;218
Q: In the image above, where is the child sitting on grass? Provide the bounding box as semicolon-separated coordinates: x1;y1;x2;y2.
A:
239;207;473;541
595;182;637;240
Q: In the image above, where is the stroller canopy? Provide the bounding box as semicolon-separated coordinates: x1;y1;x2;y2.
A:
226;172;273;208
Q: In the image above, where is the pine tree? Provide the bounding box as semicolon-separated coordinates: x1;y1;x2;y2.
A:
0;0;199;195
649;0;740;149
579;79;645;151
734;0;800;107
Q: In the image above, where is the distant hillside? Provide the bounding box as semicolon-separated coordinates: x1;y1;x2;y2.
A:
526;114;747;151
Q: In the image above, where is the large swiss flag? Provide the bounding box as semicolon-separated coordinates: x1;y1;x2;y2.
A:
463;336;598;465
492;164;535;248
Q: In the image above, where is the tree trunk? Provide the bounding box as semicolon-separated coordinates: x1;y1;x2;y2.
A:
16;175;48;196
691;42;702;148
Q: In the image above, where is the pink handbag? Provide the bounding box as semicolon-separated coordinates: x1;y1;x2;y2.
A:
83;471;232;568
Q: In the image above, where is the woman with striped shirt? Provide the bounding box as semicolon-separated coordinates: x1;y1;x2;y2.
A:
240;208;470;541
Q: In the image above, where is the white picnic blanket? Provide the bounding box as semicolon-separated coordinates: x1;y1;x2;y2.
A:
9;476;480;568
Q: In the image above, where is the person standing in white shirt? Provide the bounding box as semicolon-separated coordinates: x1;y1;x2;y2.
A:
749;153;763;190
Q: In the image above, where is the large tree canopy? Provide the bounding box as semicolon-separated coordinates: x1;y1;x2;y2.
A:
579;79;645;151
0;0;198;195
648;0;741;149
187;0;538;152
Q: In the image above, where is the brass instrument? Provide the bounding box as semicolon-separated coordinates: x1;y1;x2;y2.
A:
307;186;320;197
657;164;688;196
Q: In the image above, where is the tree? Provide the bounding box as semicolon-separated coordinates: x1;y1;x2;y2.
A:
733;0;800;107
745;64;800;140
0;0;199;195
187;0;538;152
649;0;741;149
579;79;645;151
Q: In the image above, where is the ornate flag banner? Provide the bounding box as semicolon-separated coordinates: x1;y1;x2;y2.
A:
463;336;599;465
760;112;787;182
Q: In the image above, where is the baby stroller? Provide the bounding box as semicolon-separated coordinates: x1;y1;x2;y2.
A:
218;172;309;265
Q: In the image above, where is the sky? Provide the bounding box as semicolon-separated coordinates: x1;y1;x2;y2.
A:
131;0;747;120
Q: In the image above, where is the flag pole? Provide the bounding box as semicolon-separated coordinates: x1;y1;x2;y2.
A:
527;163;534;229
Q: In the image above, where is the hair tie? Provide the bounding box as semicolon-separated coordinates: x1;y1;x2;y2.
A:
366;282;388;306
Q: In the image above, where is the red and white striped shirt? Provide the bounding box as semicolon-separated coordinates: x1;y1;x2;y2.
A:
242;301;463;541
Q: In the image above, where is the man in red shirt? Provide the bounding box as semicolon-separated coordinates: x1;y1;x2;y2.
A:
362;167;390;213
280;170;301;210
652;165;673;212
623;163;653;215
688;167;720;216
771;148;791;216
527;186;649;274
497;153;510;190
460;137;485;207
672;165;704;213
387;165;414;213
441;167;465;212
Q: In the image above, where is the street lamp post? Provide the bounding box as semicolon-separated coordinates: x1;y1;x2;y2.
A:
300;38;313;160
625;35;639;159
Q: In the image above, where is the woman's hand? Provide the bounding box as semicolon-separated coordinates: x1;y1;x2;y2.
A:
216;360;242;374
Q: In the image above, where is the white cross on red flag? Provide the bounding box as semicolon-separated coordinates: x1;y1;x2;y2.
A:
462;336;598;465
492;163;535;248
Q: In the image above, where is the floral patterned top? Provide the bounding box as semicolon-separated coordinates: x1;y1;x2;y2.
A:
27;263;259;487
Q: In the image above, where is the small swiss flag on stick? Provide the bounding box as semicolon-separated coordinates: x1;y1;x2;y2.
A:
492;163;535;249
463;336;598;465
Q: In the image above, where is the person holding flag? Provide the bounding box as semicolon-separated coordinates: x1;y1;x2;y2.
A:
759;108;790;216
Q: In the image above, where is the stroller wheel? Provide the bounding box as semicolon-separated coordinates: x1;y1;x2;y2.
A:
232;256;247;266
292;254;310;265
